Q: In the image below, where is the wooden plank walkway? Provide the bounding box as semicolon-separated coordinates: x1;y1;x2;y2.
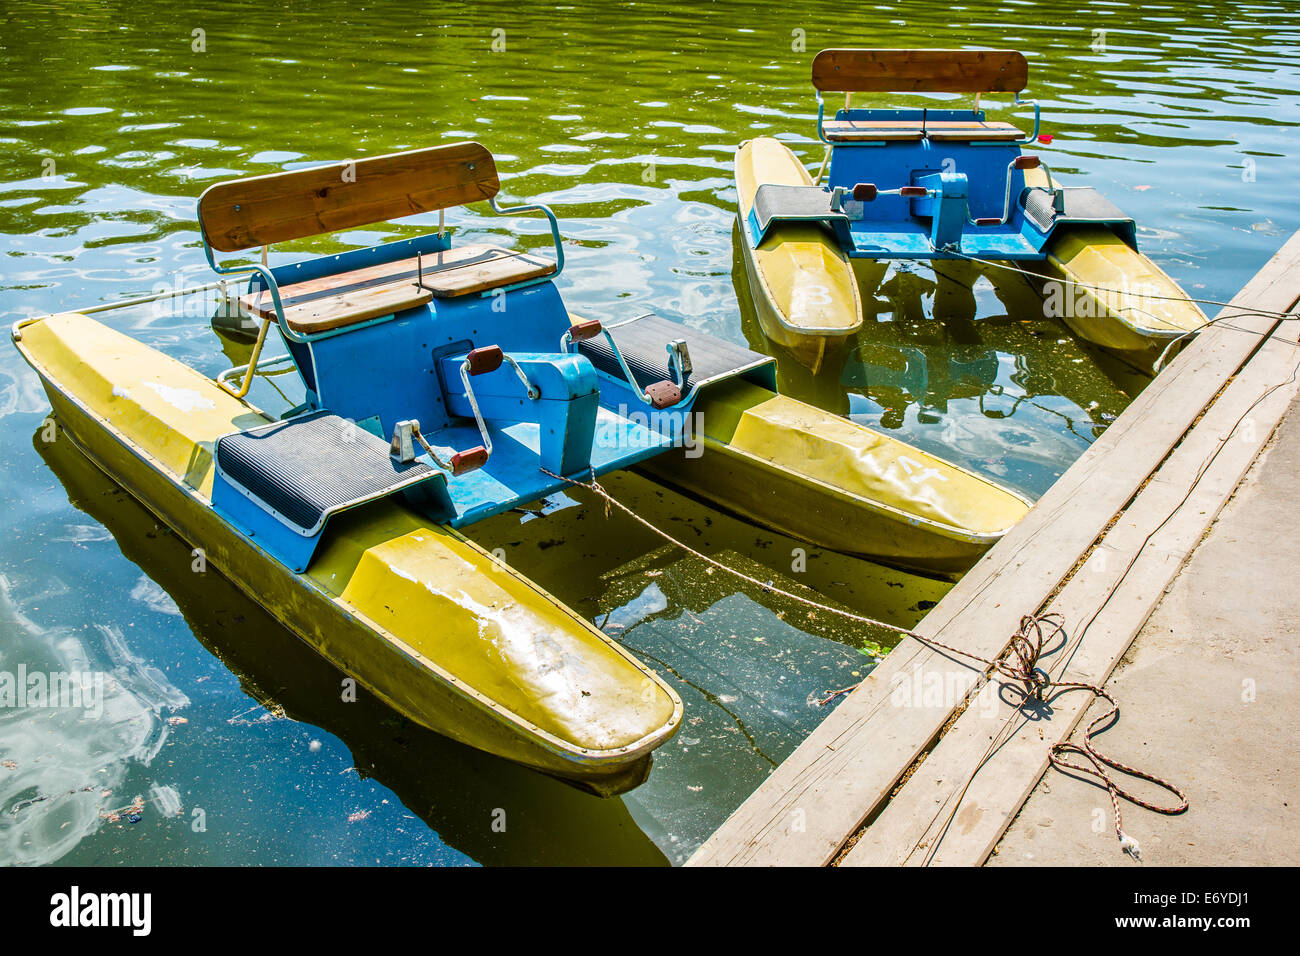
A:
687;230;1300;867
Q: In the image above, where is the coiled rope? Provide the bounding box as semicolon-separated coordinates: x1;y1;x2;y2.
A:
540;466;1187;859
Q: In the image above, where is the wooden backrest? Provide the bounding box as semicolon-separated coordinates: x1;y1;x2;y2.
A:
198;142;500;252
811;49;1028;94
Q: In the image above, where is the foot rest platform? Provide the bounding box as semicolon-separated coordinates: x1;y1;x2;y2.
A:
1020;186;1136;246
747;184;852;247
213;411;445;571
578;313;776;401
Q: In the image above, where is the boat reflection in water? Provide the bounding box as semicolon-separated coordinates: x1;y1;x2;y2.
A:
732;235;1145;498
0;569;188;867
34;425;669;866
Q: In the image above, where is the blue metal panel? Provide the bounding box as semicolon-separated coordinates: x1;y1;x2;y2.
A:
306;309;452;435
301;278;575;437
829;137;1018;224
440;351;601;476
212;469;322;572
415;410;671;528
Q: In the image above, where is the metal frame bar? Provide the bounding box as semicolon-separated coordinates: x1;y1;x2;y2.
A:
201;239;303;342
11;278;231;340
976;157;1057;226
216;316;271;398
482;195;566;293
816;92;831;144
215;349;296;396
1010;93;1041;146
966;92;1040;146
457;360;495;456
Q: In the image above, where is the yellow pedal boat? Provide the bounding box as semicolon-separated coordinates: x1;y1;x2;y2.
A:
13;312;681;795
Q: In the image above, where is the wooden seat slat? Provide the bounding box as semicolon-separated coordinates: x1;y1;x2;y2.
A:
823;119;1024;142
280;284;435;335
823;121;925;142
238;244;557;333
415;248;556;297
924;125;1024;141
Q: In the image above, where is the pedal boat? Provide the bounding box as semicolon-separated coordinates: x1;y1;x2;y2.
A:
735;49;1207;367
11;143;1031;790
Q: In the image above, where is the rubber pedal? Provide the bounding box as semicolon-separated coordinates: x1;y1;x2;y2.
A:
645;380;682;409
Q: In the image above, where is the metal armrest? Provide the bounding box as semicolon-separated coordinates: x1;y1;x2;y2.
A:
1012;93;1042;146
485;195;566;282
200;241;304;343
200;237;308;397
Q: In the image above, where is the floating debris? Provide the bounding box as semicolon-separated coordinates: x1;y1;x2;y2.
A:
226;701;287;726
148;782;183;817
103;794;146;824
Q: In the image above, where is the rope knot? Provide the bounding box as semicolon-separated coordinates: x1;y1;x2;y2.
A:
993;613;1061;702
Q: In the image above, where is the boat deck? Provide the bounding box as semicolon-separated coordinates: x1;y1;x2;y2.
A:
686;228;1300;867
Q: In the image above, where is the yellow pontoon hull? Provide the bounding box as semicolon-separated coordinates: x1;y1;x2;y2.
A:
643;380;1032;575
35;429;676;865
1037;226;1209;357
561;308;1032;574
13;313;682;795
1016;168;1208;359
735;138;865;372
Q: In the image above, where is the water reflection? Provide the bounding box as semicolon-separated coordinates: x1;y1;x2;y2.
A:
732;234;1146;498
0;572;187;867
31;425;669;866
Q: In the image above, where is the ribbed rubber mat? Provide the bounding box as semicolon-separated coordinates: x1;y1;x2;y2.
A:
578;314;771;393
752;184;846;235
1021;186;1130;234
216;412;433;531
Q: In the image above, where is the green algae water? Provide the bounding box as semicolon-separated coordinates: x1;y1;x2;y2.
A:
1;0;1297;866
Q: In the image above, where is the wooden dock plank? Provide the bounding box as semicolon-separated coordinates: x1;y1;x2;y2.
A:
686;231;1300;867
842;307;1300;866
